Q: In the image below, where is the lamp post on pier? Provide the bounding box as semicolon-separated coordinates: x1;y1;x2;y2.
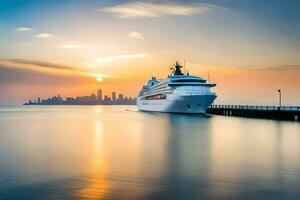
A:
278;89;281;109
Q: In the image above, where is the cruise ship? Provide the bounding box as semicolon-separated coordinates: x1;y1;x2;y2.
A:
137;61;217;113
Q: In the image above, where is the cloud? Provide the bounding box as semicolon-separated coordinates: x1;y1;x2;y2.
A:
58;44;80;49
89;53;150;66
0;65;91;86
17;27;32;31
0;59;90;76
248;65;300;71
114;53;150;59
0;59;111;83
127;31;144;39
35;33;53;38
100;2;218;18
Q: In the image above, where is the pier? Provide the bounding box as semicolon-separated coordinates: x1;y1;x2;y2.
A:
206;105;300;121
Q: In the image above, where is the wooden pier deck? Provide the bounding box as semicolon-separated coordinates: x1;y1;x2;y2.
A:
206;105;300;121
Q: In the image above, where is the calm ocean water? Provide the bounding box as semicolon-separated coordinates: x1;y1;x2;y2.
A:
0;105;299;200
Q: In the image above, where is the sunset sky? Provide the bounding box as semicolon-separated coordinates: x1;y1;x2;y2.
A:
0;0;299;105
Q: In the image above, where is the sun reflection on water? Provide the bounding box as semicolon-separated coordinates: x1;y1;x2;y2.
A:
95;107;103;113
75;120;111;200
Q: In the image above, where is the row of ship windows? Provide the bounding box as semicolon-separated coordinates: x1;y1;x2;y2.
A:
144;88;171;96
151;83;168;90
144;94;166;100
172;79;204;83
151;86;168;91
150;79;203;89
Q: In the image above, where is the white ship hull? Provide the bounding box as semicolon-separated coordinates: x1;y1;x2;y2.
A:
137;94;217;113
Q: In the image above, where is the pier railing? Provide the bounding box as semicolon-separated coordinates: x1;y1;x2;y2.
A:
209;105;300;111
207;105;300;121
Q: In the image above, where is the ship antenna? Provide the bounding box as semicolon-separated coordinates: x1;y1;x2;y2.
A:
187;65;189;76
184;59;186;74
208;70;210;83
170;66;175;75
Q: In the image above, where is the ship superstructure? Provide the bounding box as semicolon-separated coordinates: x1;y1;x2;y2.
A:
137;62;217;113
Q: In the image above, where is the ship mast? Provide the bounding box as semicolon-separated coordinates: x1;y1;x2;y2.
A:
173;61;184;75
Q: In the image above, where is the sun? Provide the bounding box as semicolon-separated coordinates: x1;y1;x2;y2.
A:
96;75;103;82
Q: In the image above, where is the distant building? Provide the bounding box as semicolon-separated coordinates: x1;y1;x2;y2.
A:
112;92;116;102
103;95;111;105
89;93;97;104
97;89;102;103
66;97;76;104
40;94;63;105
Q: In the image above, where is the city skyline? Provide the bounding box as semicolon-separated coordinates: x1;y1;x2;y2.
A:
24;88;136;105
0;0;300;105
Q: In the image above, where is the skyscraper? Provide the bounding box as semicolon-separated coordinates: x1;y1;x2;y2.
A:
112;92;116;102
97;89;102;103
